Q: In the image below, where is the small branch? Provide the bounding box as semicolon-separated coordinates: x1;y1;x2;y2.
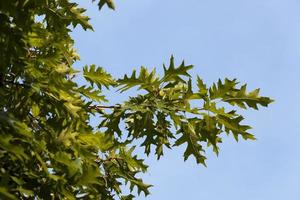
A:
28;112;52;135
88;105;121;110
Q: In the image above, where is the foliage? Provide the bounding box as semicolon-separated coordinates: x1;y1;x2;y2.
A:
0;0;273;199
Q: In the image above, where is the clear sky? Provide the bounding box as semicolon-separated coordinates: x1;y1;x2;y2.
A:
72;0;300;199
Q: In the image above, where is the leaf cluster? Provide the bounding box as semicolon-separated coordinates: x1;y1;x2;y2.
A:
0;0;273;199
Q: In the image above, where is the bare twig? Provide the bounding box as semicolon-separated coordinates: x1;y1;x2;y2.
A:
88;105;120;110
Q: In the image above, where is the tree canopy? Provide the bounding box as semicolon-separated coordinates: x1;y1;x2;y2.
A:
0;1;273;199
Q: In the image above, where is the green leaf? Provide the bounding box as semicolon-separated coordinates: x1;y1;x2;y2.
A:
0;187;17;200
83;65;116;89
217;115;255;141
183;79;202;101
69;6;94;30
32;103;40;117
118;67;159;92
16;187;34;197
121;194;135;200
223;85;274;109
76;165;103;186
161;55;193;83
77;86;107;102
119;146;148;173
209;78;238;100
97;0;116;10
78;132;114;151
197;76;208;97
0;134;29;161
128;178;152;196
174;121;207;165
53;152;83;178
208;79;273;109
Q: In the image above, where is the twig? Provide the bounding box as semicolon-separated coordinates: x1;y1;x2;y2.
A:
88;105;120;110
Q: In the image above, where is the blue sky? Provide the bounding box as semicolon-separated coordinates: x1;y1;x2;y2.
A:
73;0;300;199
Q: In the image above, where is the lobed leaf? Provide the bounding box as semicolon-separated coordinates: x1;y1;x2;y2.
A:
83;64;116;89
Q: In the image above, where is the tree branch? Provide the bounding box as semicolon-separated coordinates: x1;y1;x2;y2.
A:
88;105;120;110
